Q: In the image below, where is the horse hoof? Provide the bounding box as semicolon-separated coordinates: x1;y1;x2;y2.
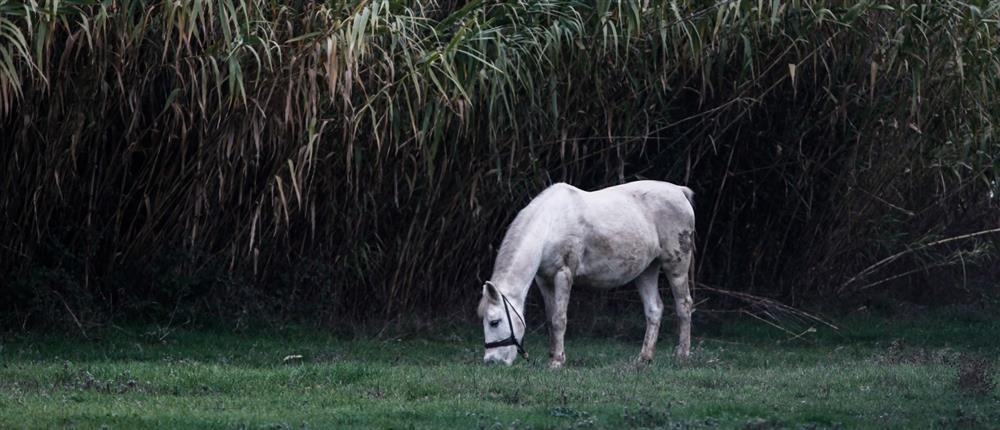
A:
547;360;565;369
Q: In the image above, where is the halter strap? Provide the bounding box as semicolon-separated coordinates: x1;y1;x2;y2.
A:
483;281;529;359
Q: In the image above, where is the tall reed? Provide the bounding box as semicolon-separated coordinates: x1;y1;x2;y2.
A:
1;0;997;326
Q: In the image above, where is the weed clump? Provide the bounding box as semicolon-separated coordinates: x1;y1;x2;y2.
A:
623;402;672;428
56;361;143;394
957;356;996;398
871;340;960;365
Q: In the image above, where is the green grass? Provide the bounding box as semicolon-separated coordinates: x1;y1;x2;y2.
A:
2;311;999;429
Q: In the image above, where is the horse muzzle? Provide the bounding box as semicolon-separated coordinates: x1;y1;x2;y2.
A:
483;347;516;366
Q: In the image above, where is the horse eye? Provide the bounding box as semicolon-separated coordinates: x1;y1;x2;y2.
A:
489;319;500;327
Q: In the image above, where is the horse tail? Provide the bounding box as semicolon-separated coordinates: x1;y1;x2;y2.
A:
679;186;695;209
680;186;696;299
687;237;696;301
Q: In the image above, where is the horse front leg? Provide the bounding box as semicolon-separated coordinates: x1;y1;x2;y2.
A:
535;276;559;364
547;267;573;369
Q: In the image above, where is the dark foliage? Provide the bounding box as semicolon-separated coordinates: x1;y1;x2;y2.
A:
1;1;997;328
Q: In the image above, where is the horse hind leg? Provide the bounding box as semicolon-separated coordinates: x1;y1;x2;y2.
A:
635;263;663;362
664;256;693;360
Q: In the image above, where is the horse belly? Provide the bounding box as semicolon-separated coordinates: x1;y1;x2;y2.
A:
573;236;658;289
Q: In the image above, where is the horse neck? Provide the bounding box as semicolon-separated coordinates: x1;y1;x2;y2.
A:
490;208;549;305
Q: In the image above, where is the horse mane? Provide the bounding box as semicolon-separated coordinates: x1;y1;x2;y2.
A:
491;183;572;281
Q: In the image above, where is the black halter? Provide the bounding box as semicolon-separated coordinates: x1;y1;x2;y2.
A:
483;282;529;359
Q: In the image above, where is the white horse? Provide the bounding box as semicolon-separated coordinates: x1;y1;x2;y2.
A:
478;180;695;368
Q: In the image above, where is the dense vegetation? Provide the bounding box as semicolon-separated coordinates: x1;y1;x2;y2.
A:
1;0;998;327
1;311;999;428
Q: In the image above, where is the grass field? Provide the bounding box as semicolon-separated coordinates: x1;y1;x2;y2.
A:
1;310;998;429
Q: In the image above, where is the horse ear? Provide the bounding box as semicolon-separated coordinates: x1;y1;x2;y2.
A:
483;282;500;302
